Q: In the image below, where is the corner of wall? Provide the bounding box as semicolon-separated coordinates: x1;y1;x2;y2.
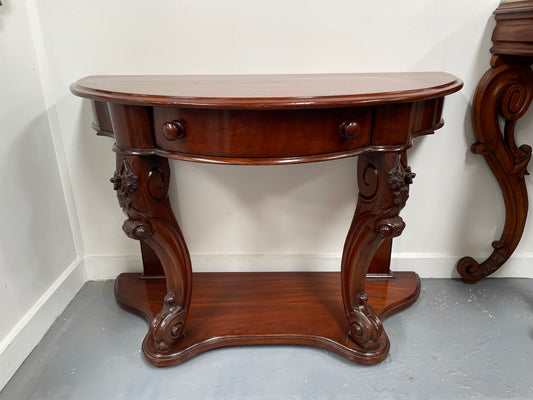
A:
0;257;86;391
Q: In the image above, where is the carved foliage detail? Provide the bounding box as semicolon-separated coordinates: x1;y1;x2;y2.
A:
509;143;531;178
110;159;171;239
387;162;416;207
110;160;139;210
151;291;187;351
348;291;383;350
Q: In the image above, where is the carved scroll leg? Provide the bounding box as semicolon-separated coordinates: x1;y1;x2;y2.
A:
456;152;529;283
341;151;414;358
111;154;192;355
457;56;533;283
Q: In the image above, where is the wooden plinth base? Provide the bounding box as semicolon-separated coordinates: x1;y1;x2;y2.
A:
115;271;420;366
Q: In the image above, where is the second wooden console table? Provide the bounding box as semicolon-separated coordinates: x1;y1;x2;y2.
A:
71;73;462;365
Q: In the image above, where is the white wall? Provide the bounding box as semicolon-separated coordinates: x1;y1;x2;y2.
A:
0;0;84;390
32;0;533;278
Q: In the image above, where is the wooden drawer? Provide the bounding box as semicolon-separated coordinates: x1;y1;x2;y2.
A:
153;107;373;160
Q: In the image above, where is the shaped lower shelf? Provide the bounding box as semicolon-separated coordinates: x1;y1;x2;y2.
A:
115;271;420;366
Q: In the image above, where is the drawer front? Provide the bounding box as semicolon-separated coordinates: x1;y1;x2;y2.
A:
153;107;373;160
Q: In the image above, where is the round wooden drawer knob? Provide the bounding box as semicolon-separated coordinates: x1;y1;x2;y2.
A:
339;121;360;139
162;120;185;141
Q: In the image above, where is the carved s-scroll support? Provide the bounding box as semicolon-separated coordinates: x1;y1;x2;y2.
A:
457;55;533;283
111;154;192;353
341;152;414;358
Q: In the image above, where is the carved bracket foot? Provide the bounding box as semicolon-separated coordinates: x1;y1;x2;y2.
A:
457;241;509;284
151;291;187;351
348;292;385;351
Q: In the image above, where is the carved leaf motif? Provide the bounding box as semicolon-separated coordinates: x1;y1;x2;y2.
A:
110;160;139;209
510;144;532;177
387;162;415;207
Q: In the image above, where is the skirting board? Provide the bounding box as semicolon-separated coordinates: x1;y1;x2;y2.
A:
0;257;86;392
84;253;533;281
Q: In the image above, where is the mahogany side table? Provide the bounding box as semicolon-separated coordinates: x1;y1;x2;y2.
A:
71;73;462;365
457;1;533;283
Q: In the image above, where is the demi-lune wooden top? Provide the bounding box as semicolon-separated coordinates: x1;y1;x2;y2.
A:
70;73;463;109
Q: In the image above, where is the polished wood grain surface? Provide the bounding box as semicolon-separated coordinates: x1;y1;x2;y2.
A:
115;271;420;366
89;93;447;165
71;73;462;109
492;0;533;56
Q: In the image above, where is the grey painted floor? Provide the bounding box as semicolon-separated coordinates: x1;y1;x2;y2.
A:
1;278;532;400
